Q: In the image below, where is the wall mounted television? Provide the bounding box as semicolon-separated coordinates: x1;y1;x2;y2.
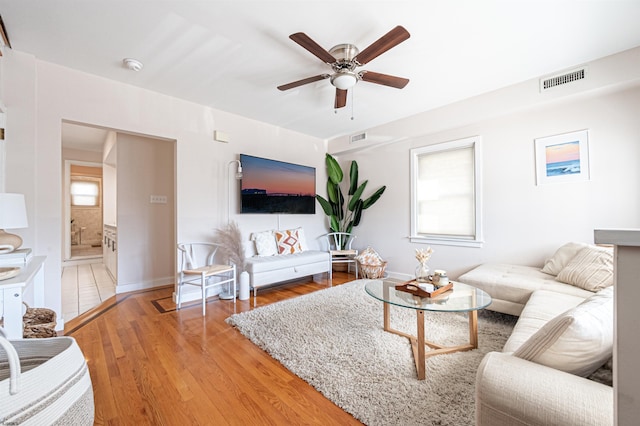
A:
240;154;316;214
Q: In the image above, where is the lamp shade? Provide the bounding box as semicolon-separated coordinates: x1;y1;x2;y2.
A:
0;193;28;229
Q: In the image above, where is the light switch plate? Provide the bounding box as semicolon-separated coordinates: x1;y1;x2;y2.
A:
150;195;167;204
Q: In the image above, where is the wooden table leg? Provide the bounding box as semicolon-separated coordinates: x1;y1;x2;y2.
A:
469;309;478;348
416;310;425;380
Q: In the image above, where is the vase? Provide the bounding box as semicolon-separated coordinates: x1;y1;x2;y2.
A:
239;271;250;301
415;262;430;283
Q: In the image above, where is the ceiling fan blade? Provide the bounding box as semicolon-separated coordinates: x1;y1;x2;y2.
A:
360;71;409;89
277;74;330;91
334;89;347;109
290;32;336;64
354;25;410;65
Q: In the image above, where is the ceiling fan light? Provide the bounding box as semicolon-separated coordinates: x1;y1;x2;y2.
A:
331;72;357;90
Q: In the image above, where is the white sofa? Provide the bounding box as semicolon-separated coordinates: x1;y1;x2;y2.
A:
245;228;331;296
459;243;614;426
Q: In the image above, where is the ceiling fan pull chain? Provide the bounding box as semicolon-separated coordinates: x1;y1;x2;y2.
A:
350;87;355;121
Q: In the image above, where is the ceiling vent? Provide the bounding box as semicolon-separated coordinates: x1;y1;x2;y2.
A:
350;132;367;144
540;67;587;92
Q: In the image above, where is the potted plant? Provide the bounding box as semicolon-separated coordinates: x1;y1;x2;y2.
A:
316;153;386;241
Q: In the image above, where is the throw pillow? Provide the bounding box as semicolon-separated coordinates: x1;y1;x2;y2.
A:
251;230;278;256
556;246;613;291
275;229;303;254
541;242;588;276
513;286;613;377
291;227;309;251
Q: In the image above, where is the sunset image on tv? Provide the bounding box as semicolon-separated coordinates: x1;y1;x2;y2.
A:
240;154;316;214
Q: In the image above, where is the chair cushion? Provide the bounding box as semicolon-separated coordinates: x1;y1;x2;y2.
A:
556;246;613;291
513;286;614;377
183;264;234;276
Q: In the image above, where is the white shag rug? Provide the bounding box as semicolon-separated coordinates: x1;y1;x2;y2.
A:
226;279;516;426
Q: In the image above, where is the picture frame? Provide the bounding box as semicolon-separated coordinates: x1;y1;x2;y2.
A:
534;129;590;185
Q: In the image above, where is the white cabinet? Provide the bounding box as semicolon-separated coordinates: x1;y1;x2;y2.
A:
103;225;117;281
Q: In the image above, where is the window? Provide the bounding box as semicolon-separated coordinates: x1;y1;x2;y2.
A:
70;178;101;207
410;136;482;247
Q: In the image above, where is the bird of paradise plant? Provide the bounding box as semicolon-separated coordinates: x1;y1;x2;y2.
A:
316;153;386;244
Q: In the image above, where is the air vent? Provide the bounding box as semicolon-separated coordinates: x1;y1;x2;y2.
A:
540;67;587;92
350;132;367;143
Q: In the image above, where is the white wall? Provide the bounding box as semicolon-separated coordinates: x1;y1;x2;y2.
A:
116;133;175;292
2;50;328;328
328;47;640;279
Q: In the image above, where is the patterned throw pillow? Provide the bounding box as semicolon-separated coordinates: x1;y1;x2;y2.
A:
251;230;278;256
513;286;614;377
556;246;613;291
355;247;383;265
275;229;303;254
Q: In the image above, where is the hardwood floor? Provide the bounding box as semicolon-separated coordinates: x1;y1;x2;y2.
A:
64;272;363;425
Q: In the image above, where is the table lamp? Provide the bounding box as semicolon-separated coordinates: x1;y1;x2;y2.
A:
0;193;29;254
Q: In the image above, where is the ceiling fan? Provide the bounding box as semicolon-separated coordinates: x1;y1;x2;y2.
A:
277;26;410;109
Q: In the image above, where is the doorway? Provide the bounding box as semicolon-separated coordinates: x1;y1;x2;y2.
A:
66;163;104;259
62;122;115;321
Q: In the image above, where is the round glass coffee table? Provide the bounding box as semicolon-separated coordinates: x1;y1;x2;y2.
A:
365;278;492;380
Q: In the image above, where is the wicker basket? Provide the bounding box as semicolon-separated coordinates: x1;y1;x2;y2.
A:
358;261;388;279
22;302;57;339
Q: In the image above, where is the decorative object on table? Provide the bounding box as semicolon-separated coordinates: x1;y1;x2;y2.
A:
354;246;387;279
0;248;33;267
395;279;453;298
534;129;590;185
414;247;433;282
214;221;246;300
430;269;449;286
0;266;20;281
316;153;386;236
0;193;29;254
0;329;95;424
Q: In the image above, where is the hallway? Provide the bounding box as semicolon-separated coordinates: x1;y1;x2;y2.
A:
62;260;115;321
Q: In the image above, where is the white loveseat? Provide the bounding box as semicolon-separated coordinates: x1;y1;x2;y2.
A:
245;228;330;296
459;243;614;426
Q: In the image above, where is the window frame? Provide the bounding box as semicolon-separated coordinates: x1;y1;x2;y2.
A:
410;136;483;248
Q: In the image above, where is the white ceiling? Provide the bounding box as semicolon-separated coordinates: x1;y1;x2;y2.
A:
2;1;640;141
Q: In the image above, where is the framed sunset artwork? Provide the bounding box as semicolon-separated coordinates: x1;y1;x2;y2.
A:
534;130;590;185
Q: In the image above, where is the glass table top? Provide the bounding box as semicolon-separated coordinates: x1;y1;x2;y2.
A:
364;278;492;312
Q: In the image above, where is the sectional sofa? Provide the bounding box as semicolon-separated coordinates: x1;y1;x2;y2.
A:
459;242;614;425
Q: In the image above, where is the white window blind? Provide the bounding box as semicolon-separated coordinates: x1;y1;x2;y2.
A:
71;180;100;207
411;136;483;247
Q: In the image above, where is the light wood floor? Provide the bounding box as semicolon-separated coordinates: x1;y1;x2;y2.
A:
64;272;363;425
62;261;115;321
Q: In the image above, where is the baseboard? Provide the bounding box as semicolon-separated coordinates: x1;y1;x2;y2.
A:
116;276;174;294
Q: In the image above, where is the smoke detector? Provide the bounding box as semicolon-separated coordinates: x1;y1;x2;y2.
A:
123;58;143;71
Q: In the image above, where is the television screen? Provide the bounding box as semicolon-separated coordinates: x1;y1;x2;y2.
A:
240;154;316;214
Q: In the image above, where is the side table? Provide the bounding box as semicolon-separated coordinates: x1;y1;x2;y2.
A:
0;256;46;339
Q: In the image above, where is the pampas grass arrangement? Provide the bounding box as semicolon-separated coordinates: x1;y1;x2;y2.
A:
214;221;246;273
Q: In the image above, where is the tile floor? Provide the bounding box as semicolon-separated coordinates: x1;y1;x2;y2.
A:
62;260;115;321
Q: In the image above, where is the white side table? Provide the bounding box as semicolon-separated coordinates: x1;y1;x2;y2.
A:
0;256;46;339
